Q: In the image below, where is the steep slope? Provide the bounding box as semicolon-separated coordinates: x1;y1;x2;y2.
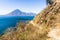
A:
33;2;60;28
25;2;60;40
7;9;36;16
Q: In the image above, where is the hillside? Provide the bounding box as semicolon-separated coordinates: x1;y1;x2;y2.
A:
24;2;60;40
0;1;60;40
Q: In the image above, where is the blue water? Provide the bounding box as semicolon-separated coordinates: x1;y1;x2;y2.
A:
0;16;34;34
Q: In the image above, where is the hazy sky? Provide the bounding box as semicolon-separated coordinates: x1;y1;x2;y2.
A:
0;0;46;15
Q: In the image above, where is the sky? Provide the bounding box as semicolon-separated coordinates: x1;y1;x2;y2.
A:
0;0;46;15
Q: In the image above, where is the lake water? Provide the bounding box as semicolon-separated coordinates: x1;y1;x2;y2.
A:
0;16;34;34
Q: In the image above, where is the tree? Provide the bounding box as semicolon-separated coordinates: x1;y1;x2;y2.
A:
46;0;53;5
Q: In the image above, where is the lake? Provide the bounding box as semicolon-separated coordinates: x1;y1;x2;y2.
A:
0;16;34;34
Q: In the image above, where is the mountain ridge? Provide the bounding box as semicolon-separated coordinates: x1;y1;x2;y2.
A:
7;9;36;16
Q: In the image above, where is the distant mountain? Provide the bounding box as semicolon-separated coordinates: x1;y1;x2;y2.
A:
7;9;36;16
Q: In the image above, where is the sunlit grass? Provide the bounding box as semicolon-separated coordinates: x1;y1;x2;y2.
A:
0;21;51;40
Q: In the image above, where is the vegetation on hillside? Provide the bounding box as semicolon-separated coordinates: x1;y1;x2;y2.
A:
0;21;52;40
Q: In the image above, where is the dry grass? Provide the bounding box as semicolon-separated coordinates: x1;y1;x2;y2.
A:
0;21;51;40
